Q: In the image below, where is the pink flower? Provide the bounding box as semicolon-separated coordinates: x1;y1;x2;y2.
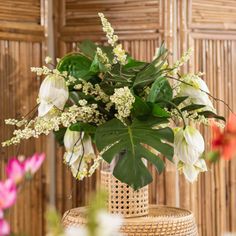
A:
0;218;10;236
6;158;24;184
0;179;16;210
23;153;45;176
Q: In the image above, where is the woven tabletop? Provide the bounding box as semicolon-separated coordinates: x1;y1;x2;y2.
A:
62;205;198;236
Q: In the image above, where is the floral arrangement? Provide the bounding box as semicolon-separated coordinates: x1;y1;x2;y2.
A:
2;13;226;190
0;154;45;235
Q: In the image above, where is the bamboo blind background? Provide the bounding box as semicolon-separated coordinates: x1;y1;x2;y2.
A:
0;0;235;235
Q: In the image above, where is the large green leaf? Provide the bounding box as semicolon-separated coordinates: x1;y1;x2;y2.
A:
57;53;93;80
147;76;173;103
95;118;174;190
78;40;97;58
132;44;169;88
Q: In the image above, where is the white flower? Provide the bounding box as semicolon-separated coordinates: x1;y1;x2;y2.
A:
174;126;204;164
178;74;215;111
182;159;207;182
45;56;52;64
38;74;69;117
63;128;95;180
96;211;123;236
64;211;123;236
174;126;207;182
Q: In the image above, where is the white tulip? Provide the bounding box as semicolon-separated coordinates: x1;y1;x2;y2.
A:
174;126;207;182
38;74;69;117
178;74;215;111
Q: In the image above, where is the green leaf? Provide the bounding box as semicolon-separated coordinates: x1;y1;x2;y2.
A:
95;118;174;190
133;44;169;88
152;104;170;117
147;77;173;103
53;128;67;146
123;57;147;71
131;96;151;118
57;53;93;80
181;104;206;112
69;122;96;134
78;40;97;59
171;96;188;106
198;110;226;121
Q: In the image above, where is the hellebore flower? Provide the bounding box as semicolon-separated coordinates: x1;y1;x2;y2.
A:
38;74;69;117
0;179;17;210
178;74;215;111
6;158;24;184
0;218;10;236
23;153;45;176
212;114;236;160
174;126;207;182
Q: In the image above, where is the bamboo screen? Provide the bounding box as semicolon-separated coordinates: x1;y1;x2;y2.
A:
0;0;236;236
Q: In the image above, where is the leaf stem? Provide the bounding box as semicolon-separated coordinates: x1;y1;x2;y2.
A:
164;100;187;129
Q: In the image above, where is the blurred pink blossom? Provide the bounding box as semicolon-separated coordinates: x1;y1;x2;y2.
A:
6;158;24;184
23;153;45;176
0;179;16;210
0;218;10;236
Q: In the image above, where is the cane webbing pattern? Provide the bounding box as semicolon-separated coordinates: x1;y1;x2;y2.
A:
101;171;149;218
62;205;198;236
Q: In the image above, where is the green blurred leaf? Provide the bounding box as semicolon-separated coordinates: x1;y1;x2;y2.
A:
78;40;97;58
147;77;173;103
131;96;151;118
57;53;93;80
181;104;206;112
69;122;96;134
171;96;188;106
95;118;173;190
198;110;226;121
152;104;170;117
53;128;67;146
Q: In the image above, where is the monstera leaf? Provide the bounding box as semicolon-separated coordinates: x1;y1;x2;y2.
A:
95;118;174;190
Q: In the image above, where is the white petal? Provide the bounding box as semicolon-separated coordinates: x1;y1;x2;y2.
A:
184;126;204;154
195;159;208;172
38;100;53;117
183;164;199;182
65;226;88;236
97;211;123;236
64;128;83;151
38;74;69;115
64;151;80;164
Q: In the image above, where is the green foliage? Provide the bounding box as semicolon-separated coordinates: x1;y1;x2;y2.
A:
95;118;174;190
198;110;226;121
54;128;67;146
57;53;93;80
147;76;173;103
78;40;97;58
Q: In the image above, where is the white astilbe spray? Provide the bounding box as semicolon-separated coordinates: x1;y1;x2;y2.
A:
110;87;135;124
2;105;105;147
98;13;118;46
96;47;112;71
98;13;127;65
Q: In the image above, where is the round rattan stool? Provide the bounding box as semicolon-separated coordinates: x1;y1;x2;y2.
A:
62;205;198;236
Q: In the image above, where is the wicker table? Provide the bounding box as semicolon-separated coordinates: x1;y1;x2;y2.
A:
62;205;198;236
